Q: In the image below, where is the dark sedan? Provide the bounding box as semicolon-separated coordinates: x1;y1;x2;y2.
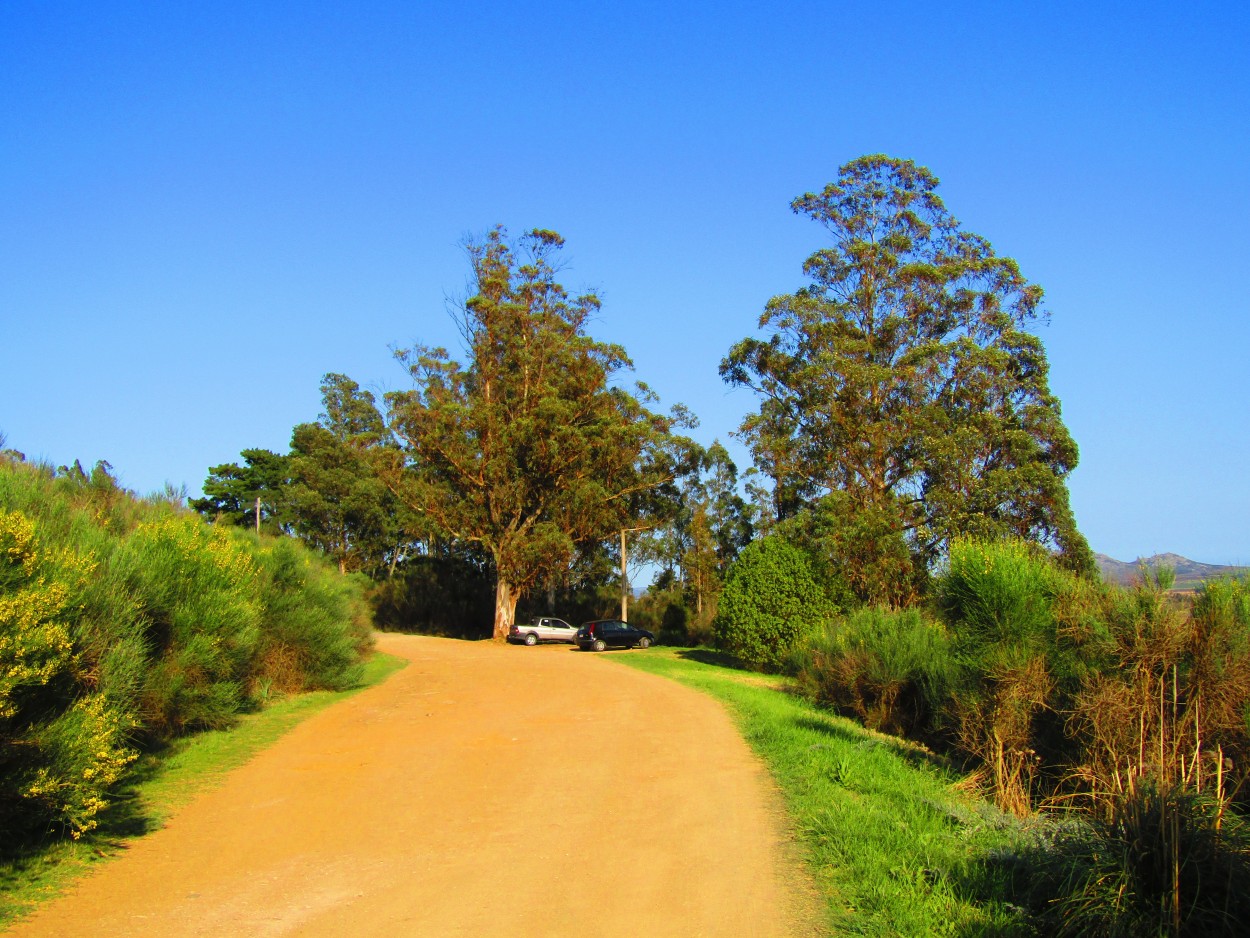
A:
576;619;655;652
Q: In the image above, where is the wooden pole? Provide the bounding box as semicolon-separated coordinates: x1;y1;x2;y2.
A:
255;496;261;536
620;529;628;621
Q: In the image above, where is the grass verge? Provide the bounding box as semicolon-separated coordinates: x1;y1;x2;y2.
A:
615;647;1035;937
0;649;407;928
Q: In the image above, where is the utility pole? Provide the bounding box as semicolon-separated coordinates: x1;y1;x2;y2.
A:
620;529;628;621
255;497;261;536
618;524;653;621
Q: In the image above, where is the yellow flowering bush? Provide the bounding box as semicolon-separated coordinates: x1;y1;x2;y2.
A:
23;695;136;837
0;510;76;717
0;509;136;838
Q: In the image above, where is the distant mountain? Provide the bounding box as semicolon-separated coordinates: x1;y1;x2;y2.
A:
1095;553;1248;588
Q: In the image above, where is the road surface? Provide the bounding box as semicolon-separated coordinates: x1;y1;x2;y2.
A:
6;633;820;937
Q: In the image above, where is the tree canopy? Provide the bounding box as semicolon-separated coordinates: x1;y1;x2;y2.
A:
284;373;413;575
721;155;1092;599
190;448;289;533
383;227;685;638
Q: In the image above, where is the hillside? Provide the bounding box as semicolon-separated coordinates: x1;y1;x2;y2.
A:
1095;552;1248;587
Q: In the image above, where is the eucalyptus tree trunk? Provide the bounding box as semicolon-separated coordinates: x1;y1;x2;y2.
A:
493;578;519;640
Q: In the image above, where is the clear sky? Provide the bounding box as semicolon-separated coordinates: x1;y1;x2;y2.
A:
3;1;1247;566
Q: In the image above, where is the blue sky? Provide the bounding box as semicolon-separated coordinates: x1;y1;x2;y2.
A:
2;1;1247;566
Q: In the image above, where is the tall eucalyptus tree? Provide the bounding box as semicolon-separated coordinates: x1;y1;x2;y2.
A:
722;155;1092;595
385;227;684;638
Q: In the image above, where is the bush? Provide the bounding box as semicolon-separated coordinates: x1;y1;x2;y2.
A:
1025;780;1250;936
713;535;833;671
0;454;374;848
791;607;953;738
122;513;262;737
938;538;1072;815
249;537;372;694
0;508;136;840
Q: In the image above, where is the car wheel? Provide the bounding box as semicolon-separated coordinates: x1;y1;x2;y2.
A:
524;633;538;646
592;638;607;652
637;637;651;649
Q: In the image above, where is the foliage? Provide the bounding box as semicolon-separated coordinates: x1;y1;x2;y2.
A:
122;513;262;737
369;552;495;639
775;491;902;607
194;374;422;577
712;534;833;671
791;607;953;739
0;454;371;850
642;440;753;618
285;374;414;576
629;580;709;647
189;448;289;533
937;538;1075;815
1064;574;1250;810
384;227;686;637
0;508;136;840
721;154;1093;580
247;536;372;694
1023;780;1250;937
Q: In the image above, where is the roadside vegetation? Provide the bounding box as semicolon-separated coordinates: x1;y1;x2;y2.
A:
700;540;1250;935
0;453;375;870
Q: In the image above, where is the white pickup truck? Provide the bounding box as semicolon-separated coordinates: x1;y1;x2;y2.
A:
507;617;579;645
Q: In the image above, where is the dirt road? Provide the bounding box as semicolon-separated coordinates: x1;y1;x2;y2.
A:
6;634;819;937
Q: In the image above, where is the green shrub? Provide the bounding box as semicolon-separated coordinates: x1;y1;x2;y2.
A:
792;607;953;738
713;535;833;671
249;537;371;693
939;537;1062;654
0;454;374;848
121;513;261;737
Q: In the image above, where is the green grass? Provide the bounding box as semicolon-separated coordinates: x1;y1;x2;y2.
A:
616;647;1037;937
0;649;407;927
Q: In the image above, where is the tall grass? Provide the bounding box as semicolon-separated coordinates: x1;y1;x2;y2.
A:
787;534;1250;934
1023;778;1250;936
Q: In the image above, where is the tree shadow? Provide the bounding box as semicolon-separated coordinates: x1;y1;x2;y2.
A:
940;826;1054;937
789;712;954;775
675;647;755;671
0;757;165;867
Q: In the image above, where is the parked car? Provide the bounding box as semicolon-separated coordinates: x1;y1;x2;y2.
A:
507;617;579;645
576;619;655;652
